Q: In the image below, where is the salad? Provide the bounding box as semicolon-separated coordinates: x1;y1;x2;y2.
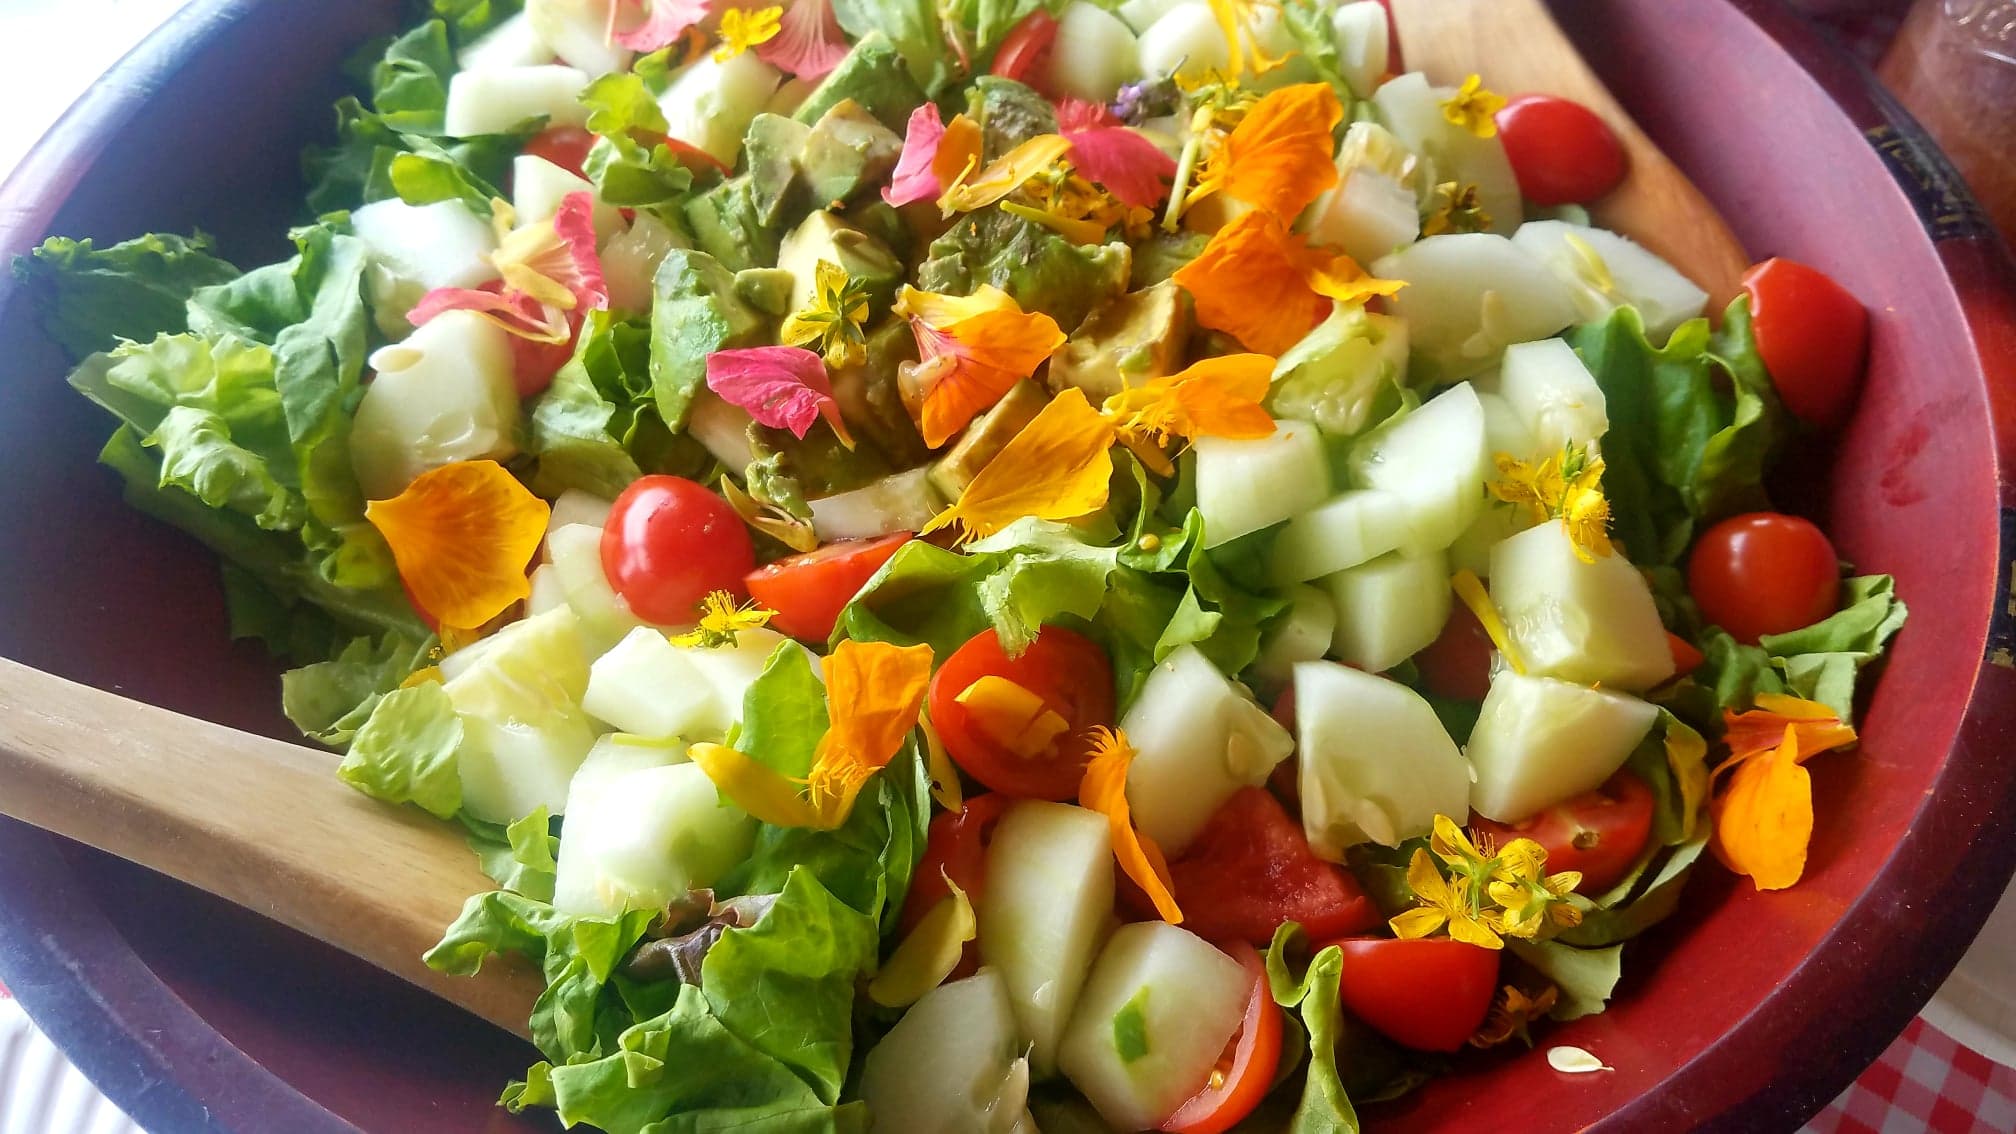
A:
21;0;1908;1129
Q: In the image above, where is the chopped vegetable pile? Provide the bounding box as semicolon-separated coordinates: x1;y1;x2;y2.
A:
21;0;1902;1129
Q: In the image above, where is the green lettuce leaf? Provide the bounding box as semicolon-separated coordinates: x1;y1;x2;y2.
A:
463;808;561;903
916;209;1131;333
829;0;955;93
281;628;433;743
15;232;240;358
1264;927;1361;1133
1756;574;1908;720
580;73;696;213
336;681;464;819
735;643;830;779
1506;938;1624;1021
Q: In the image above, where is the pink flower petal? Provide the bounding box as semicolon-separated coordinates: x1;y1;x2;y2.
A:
706;346;852;443
408;287;569;342
551;191;610;311
882;104;947;207
1064;124;1177;210
1056;98;1119;133
755;0;850;79
613;0;712;51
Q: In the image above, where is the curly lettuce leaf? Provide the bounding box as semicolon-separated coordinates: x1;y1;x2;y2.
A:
281;628;433;743
463;807;561;903
1667;574;1906;728
14;231;240;357
336;680;464;819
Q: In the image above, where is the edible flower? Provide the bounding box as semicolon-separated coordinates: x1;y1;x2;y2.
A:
1489;442;1614;562
1472;985;1559;1049
894;284;1066;447
1711;695;1858;891
714;5;782;60
1184;82;1343;223
1172;211;1401;355
1391;815;1583;949
1451;568;1526;674
1486;836;1583;938
1101;353;1275;474
720;477;820;553
937;133;1075;215
1203;0;1295;78
1421;181;1493;237
410;193;608;344
1002;164;1148;246
1440;73;1507;139
1056;99;1178;210
868;874;976;1007
754;0;849;78
689;639;933;829
778;260;871;368
954;676;1073;760
705;345;853;445
610;0;711;51
921;708;963;811
922;387;1114;542
1390;847;1505;949
1079;727;1183;924
365;461;549;630
884;107;986;208
668;590;776;648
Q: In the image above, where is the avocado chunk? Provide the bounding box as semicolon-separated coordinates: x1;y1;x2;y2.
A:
799;99;905;208
840;198;918;261
732;267;796;316
1048;281;1192;404
917;209;1132;332
793;32;927;132
683;174;781;272
830;319;929;466
965;75;1059;159
743;113;814;224
930;379;1049;498
775;211;906;318
649;250;768;430
1129;229;1209;289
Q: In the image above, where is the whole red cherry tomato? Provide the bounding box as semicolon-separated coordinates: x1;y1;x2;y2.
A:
1495;94;1628;206
601;476;755;625
521;125;597;179
1688;512;1839;645
1742;257;1869;430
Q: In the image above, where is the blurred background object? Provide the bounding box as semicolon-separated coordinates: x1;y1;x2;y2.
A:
1875;0;2016;243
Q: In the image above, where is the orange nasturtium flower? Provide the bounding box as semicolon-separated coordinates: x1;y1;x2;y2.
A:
365;460;549;630
1080;727;1183;924
895;284;1067;448
922;387;1116;542
1186;82;1343;222
1710;694;1859;891
689;639;934;830
937;133;1075;216
1172;211;1405;355
1102;353;1276;474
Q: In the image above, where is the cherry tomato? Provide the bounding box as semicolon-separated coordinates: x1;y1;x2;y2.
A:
1495;95;1627;206
1122;788;1380;945
744;533;912;643
1330;937;1500;1053
601;476;756;625
469;279;577;397
1469;770;1656;894
521;124;598;179
1687;512;1839;645
991;10;1058;83
1414;603;1495;702
1161;944;1282;1134
1742;257;1869;430
1666;630;1705;676
927;626;1115;799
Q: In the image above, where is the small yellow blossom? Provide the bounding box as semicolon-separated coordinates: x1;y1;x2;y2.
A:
1490;442;1614;562
1421;181;1492;237
1390;847;1504;949
714;5;782;60
1451;568;1527;675
1440;73;1507;139
1002;164;1151;245
669;590;776;648
779;260;870;368
1393;815;1584;948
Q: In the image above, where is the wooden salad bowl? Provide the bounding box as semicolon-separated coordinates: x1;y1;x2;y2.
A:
0;1;2014;1131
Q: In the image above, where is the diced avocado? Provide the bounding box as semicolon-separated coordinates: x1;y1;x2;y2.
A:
930;379;1050;498
649;249;768;430
965;75;1060;158
799;99;904;207
918;210;1132;333
830;319;928;466
840;198;917;261
792;32;927;131
1129;229;1208;289
732;267;796;316
775;211;906;316
1048;281;1191;404
742;113;814;224
682;174;781;272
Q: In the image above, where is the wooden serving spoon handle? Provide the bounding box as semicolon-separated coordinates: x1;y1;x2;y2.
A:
0;656;540;1036
1386;0;1752;308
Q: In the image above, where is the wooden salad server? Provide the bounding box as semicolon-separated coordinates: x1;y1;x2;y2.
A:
0;656;542;1035
1387;0;1752;306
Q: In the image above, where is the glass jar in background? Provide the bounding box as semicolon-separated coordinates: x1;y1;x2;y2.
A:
1877;0;2016;243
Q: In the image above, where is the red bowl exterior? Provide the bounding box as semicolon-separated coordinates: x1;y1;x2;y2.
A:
1;2;2014;1132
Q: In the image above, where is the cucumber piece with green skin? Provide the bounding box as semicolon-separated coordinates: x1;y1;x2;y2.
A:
552;756;754;916
1057;922;1251;1131
1490;521;1675;692
1321;547;1451;674
1476;388;1538;464
351;310;519;502
1331;1;1391;98
681;630;819;736
1371;71;1520;238
1348;383;1489;555
1039;2;1141;104
1467;670;1659;822
808;467;945;541
658;52;784;169
547;522;645;655
1512;220;1710;341
444;607;598;824
1117;0;1182;34
582;626;725;739
978;801;1116;1079
1447;504;1532;579
1372;233;1580;383
1295;659;1473;854
1269;489;1412;585
1195;418;1330;549
1498;338;1609;456
1249;583;1337;695
1267;306;1409;439
526;0;631;77
1119;646;1293;855
860;969;1034;1134
442;65;591;137
457;11;550;72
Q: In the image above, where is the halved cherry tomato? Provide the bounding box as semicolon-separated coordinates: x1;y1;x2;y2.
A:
522;124;598;179
1162;943;1282;1134
1687;511;1839;645
602;476;755;624
1494;94;1627;206
927;626;1114;799
1666;630;1705;676
1414;602;1495;702
1123;788;1380;945
744;533;912;643
1742;257;1869;430
991;10;1058;83
1469;770;1656;894
1329;937;1500;1053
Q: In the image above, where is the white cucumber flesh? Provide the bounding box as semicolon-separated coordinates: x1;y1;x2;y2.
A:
1295;659;1473;855
442;65;591;137
547;522;645;655
1194;418;1330;549
1489;521;1675;692
1372;233;1580;383
510;155;620;238
443;607;597;823
1330;1;1390;98
457;11;552;72
1039;3;1141;104
657;52;783;169
1371;72;1520;237
860;969;1033;1134
1512;220;1710;341
1270;489;1412;585
1249;583;1337;695
1304;169;1419;265
551;760;753;916
349;198;499;293
808;468;945;542
1321;547;1451;674
1348;382;1489;554
1467;670;1659;822
603;214;691;316
581;626;725;739
526;0;632;76
1498;338;1609;455
1119;645;1292;855
352;310;520;502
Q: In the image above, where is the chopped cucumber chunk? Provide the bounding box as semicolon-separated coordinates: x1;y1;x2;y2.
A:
1372;233;1580;383
442;65;590;137
1270;489;1412;585
860;969;1033;1134
1513;220;1710;341
510;154;619;238
444;607;597;824
1249;583;1337;695
526;0;631;76
1490;522;1675;692
1195;418;1329;549
457;11;551;72
1119;646;1293;855
1348;383;1489;555
1498;338;1609;455
552;758;753;916
526;563;567;617
1305;169;1419;266
808;468;944;541
547;522;645;655
1467;670;1658;822
582;626;724;739
1320;547;1451;674
1296;660;1473;854
349;199;498;294
351;310;519;501
1039;3;1141;104
1330;1;1391;98
1371;72;1519;238
658;52;784;169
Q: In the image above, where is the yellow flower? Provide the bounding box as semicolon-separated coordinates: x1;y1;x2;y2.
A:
1184;83;1343;223
1396;815;1582;947
921;387;1115;542
895;284;1067;448
1421;181;1492;237
1489;442;1614;562
1389;847;1504;949
779;260;870;369
714;5;782;60
1101;353;1276;474
668;590;776;648
1451;568;1527;675
1486;838;1583;939
938;134;1075;216
1079;727;1183;924
1306;253;1409;308
365;460;549;630
1440;73;1506;139
1203;0;1295;78
1471;985;1559;1049
1002;166;1149;245
1711;695;1858;891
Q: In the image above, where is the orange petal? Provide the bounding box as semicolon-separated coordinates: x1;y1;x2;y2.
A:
817;639;935;776
1721;695;1857;773
932;114;985;198
938;133;1074;215
1711;724;1813;891
1166;353;1277;438
366;461;548;630
1172;211;1332;355
922;387;1115;542
1218;83;1344;222
1307;252;1408;307
897;285;1066;448
1079;727;1182;924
